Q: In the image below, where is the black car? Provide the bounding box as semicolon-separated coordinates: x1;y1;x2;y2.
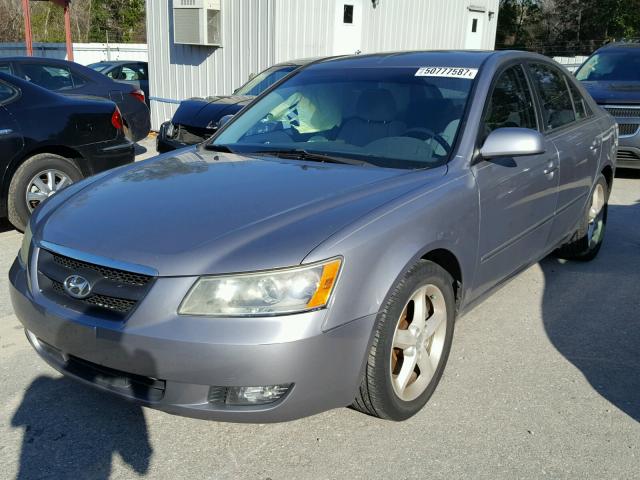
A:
0;57;150;142
156;59;313;153
88;60;149;106
0;72;134;230
576;42;640;169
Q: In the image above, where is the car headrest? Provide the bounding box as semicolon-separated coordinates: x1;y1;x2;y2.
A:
356;88;397;123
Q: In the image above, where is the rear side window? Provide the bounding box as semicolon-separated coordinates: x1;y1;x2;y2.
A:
528;63;575;130
20;63;86;91
482;64;537;139
0;63;12;75
567;81;591;120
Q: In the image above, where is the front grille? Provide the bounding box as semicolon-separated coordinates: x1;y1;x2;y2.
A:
38;249;154;319
52;252;151;286
618;124;639;136
603;106;640;118
51;281;136;313
617;149;640;162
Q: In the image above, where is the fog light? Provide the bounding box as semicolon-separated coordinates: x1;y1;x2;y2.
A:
208;384;291;406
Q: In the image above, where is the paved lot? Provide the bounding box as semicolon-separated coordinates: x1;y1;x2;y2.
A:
0;160;638;479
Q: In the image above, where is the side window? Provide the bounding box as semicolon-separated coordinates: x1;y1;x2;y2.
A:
529;63;576;130
136;63;148;80
21;63;76;91
0;81;17;103
0;63;12;75
106;67;121;80
567;81;591;120
482;65;537;139
121;65;144;81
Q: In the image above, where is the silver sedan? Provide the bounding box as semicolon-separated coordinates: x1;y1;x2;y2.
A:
10;50;617;422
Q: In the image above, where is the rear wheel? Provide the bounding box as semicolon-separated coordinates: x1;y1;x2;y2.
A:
7;154;82;231
555;175;608;261
352;260;455;420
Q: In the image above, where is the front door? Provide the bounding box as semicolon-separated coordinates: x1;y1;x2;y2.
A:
333;0;363;55
464;9;485;49
472;64;560;297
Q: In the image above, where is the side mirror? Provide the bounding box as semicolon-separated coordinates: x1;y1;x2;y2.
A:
217;114;234;129
480;127;545;159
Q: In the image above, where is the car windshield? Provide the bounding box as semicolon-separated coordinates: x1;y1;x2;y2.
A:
88;63;111;73
234;65;297;96
213;66;475;169
576;50;640;81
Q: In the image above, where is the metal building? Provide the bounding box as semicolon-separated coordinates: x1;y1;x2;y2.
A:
146;0;499;129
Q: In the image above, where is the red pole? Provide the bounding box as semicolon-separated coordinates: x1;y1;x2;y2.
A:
64;1;74;61
21;0;33;56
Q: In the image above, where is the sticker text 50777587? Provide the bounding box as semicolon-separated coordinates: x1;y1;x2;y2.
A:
415;67;478;79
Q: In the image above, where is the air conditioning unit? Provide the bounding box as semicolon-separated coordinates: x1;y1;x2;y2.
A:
173;0;222;47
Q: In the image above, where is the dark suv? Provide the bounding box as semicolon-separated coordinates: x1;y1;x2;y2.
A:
576;42;640;169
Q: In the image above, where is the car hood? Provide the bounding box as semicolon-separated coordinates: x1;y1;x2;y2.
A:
172;95;253;128
581;81;640;105
38;148;438;276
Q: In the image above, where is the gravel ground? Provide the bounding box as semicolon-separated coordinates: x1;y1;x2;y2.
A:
0;158;638;480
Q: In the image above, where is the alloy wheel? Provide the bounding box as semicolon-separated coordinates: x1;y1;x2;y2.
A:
390;284;447;402
587;183;605;248
25;169;73;212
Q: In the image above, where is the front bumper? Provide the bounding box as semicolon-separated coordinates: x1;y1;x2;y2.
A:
156;121;214;153
9;253;375;423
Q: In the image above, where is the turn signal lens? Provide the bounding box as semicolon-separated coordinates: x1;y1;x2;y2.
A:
306;259;342;308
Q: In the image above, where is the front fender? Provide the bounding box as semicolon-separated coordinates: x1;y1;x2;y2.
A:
304;169;480;332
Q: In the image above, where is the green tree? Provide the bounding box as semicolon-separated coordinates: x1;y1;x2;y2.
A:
496;0;542;48
89;0;145;43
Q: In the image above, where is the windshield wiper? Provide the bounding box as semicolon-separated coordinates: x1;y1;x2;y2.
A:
204;143;235;153
251;149;373;167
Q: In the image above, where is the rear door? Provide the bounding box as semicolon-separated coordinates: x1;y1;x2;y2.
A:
472;63;560;295
0;81;24;199
527;62;601;245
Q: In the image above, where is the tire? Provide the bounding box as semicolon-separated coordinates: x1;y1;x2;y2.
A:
352;260;456;421
7;154;83;231
555;174;608;261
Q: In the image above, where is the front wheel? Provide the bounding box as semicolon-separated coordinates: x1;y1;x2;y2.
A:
352;260;456;420
7;154;83;231
555;175;608;261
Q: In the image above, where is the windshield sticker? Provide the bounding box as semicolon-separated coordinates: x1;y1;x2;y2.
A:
415;67;478;79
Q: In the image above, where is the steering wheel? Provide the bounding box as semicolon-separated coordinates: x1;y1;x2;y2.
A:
402;128;452;155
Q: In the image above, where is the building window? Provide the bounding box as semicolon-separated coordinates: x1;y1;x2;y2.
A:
343;4;354;24
471;18;478;33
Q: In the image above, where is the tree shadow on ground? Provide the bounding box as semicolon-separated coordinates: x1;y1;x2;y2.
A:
540;201;640;422
11;376;152;480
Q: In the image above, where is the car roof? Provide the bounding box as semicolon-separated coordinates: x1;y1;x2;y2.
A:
600;41;640;49
308;50;545;69
90;60;147;65
272;57;323;68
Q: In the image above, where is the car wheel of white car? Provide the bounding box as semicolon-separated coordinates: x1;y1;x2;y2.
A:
7;153;83;232
352;260;456;420
555;174;608;261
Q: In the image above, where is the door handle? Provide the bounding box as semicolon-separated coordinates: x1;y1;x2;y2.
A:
543;164;558;175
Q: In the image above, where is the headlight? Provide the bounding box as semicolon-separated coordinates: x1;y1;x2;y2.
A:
19;222;32;266
165;122;175;138
179;258;342;316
